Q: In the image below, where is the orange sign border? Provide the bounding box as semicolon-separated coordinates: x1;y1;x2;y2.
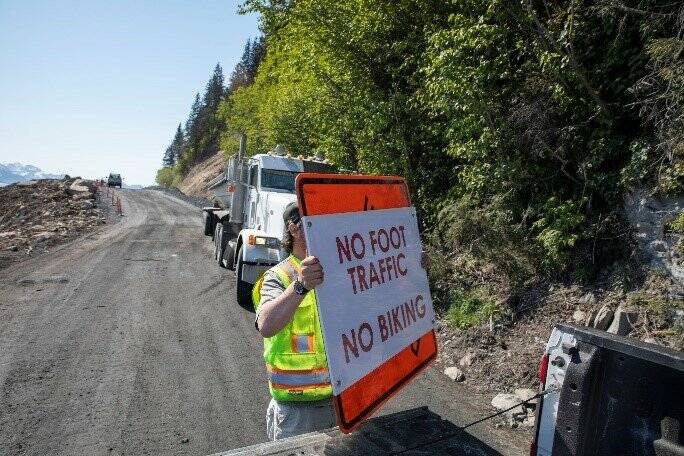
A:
296;173;438;433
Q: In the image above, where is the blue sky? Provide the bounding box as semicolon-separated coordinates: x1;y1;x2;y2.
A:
0;1;259;185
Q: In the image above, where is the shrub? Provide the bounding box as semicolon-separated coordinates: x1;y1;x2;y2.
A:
445;287;500;329
155;167;177;188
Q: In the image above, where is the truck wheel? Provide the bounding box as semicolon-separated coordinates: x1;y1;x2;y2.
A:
235;247;253;310
213;223;222;260
224;242;236;271
216;225;229;269
203;211;213;236
215;224;225;267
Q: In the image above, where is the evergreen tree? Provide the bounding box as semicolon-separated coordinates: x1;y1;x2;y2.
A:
203;63;225;111
162;123;184;167
162;144;175;167
247;36;266;82
170;123;184;163
230;40;253;91
185;93;202;140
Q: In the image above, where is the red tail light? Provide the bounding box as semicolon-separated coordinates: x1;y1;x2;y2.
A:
538;353;549;388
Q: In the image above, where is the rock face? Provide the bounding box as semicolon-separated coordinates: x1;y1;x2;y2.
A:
444;366;465;382
624;188;684;283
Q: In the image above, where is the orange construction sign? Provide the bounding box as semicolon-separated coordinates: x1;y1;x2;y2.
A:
296;173;438;433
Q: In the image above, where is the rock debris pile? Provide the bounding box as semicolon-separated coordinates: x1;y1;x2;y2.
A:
0;178;107;266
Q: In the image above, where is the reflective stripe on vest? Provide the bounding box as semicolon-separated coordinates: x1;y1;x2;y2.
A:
292;334;314;353
254;254;332;402
266;366;330;387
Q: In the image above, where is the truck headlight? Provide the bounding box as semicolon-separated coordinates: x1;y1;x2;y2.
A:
254;236;280;248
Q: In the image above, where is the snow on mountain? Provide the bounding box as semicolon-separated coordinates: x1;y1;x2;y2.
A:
0;163;64;185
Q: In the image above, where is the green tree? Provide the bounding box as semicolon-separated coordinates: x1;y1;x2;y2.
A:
163;123;184;167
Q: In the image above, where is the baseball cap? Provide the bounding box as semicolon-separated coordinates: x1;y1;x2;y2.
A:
283;201;300;225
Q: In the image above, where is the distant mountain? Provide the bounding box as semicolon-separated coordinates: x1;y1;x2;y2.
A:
0;163;64;185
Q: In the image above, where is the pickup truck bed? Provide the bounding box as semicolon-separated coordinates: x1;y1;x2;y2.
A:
212;406;501;456
534;324;684;456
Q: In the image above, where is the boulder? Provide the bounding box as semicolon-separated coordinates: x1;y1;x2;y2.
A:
72;192;92;200
68;179;91;195
579;292;597;305
32;231;55;243
514;388;537;404
584;306;599;327
572;309;587;324
521;415;536;427
593;304;614;330
651;240;667;252
491;393;525;417
444;366;465;382
607;306;637;336
459;352;476;368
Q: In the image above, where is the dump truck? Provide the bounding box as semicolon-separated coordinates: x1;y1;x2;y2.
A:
202;136;336;308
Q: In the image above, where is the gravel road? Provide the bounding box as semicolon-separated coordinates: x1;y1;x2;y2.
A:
0;189;527;456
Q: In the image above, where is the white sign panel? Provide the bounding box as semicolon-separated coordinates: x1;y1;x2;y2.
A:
303;207;435;395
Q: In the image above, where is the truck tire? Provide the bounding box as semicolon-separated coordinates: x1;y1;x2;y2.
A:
224;242;236;271
215;224;226;268
213;223;222;261
235;246;253;310
203;211;213;236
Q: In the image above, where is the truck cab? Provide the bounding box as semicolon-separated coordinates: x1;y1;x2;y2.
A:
203;140;336;308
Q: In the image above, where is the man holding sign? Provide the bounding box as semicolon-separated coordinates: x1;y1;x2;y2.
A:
254;187;432;440
254;202;335;441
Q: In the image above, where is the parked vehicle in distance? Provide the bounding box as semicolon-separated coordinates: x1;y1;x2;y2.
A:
203;136;336;308
107;173;122;188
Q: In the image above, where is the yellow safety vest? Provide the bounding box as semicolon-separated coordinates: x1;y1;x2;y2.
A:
253;255;332;402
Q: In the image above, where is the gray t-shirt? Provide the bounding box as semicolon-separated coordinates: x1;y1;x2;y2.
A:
255;269;288;331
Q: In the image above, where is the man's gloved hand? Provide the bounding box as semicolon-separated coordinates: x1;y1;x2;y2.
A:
299;256;324;290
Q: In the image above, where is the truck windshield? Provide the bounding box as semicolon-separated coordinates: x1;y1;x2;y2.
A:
261;169;299;192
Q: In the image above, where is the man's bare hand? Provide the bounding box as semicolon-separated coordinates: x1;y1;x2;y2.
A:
299;256;324;290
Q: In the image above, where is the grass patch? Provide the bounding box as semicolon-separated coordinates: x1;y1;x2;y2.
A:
445;287;501;329
666;212;684;234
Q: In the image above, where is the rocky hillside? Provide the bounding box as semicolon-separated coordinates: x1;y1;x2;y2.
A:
177;152;226;199
0;178;108;269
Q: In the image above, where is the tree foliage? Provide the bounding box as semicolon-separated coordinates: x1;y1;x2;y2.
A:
226;0;681;283
160;1;682;290
163;123;185;167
